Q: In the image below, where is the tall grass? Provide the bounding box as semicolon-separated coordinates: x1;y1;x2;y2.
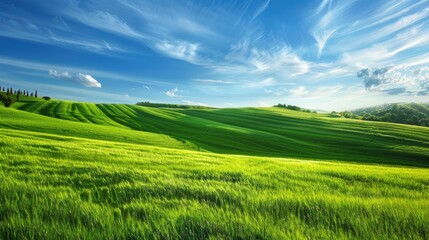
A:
1;127;428;239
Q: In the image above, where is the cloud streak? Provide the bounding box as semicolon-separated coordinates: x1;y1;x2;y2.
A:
155;40;200;63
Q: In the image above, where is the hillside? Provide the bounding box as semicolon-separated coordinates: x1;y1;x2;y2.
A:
1;97;429;239
10;99;429;167
349;103;429;126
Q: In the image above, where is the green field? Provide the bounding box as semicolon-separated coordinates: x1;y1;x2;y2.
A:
1;98;429;239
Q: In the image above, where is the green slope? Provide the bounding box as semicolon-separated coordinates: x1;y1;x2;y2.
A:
1;99;429;239
0;106;196;150
14;100;429;167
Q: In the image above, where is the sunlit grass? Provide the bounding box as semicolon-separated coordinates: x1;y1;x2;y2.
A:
1;127;428;239
1;101;429;239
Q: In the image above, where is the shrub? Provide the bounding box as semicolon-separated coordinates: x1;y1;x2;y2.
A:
42;96;51;101
0;93;15;107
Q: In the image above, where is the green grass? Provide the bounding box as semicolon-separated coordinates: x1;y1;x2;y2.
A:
1;99;429;239
15;100;429;166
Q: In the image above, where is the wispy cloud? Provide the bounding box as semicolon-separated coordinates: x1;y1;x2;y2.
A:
155;40;200;63
289;86;308;97
0;3;124;54
248;47;310;76
251;0;270;22
310;0;357;57
193;79;235;84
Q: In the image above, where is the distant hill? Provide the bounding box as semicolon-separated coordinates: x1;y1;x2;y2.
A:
349;103;429;127
136;101;212;109
3;98;428;167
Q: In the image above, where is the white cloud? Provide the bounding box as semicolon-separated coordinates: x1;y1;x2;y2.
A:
356;65;429;95
76;73;102;88
165;87;181;97
48;70;101;88
48;69;72;79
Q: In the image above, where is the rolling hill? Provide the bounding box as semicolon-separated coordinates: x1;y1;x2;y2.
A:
1;97;429;239
11;99;429;167
350;102;429;126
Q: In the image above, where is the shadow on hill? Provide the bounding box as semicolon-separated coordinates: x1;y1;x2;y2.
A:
11;101;429;168
98;105;429;168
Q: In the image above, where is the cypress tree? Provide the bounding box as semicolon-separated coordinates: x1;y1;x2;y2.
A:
35;90;38;98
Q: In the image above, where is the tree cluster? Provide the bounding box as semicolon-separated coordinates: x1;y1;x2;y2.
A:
275;104;316;113
0;85;39;107
337;103;429;127
330;111;360;119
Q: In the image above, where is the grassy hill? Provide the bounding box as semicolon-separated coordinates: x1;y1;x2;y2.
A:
349;102;429;126
12;99;429;167
1;97;429;239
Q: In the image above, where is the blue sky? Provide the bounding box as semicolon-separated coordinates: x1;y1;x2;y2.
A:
1;0;429;110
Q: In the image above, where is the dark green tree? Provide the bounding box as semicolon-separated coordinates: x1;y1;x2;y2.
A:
0;93;15;107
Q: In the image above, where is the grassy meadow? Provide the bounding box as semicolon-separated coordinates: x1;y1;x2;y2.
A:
1;98;429;239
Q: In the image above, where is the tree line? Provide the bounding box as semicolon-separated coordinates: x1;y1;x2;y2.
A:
275;104;317;113
0;85;38;107
332;103;429;127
